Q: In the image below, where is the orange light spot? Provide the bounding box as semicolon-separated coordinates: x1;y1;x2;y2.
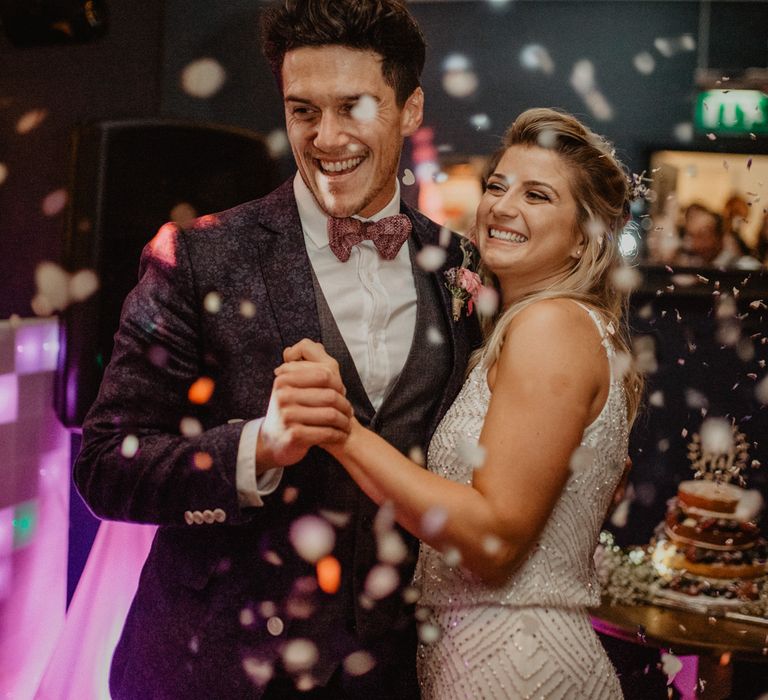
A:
719;651;731;666
316;556;341;594
148;223;178;267
188;376;214;404
193;451;213;470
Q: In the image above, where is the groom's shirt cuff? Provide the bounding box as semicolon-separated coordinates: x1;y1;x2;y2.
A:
236;418;283;506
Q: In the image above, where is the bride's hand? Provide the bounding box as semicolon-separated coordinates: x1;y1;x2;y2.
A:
275;339;353;451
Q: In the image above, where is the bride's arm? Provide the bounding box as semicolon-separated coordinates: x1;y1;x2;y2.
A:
283;299;606;585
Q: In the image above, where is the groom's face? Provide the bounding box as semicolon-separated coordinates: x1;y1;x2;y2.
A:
282;45;423;219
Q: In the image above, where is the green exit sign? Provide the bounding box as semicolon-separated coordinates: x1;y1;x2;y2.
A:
694;90;768;135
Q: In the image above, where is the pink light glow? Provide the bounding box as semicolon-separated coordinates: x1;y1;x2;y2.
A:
15;324;59;375
0;374;19;425
37;522;156;699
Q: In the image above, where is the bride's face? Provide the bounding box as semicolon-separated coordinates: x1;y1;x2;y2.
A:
476;145;583;298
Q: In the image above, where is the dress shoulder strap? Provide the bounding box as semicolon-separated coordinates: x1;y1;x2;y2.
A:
569;300;615;357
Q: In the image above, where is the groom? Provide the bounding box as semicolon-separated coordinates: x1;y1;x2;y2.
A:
74;0;480;698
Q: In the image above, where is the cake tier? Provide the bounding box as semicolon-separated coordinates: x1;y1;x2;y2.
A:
665;505;760;549
677;480;742;514
655;539;768;580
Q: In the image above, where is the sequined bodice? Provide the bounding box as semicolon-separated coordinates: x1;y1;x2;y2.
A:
415;311;629;611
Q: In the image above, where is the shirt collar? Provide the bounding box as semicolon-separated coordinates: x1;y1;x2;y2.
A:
294;172;402;250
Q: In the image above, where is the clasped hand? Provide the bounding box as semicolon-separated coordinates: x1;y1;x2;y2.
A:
257;339;353;470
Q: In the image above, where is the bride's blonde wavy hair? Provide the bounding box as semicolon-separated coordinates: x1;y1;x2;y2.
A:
470;108;643;426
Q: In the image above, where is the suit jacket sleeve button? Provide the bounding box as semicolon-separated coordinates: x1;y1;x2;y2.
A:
184;511;194;525
202;510;215;524
213;508;226;523
192;511;205;525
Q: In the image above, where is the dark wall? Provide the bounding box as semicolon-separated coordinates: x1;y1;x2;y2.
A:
0;0;164;319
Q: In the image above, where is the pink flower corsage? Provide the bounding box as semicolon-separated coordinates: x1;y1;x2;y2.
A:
444;239;483;321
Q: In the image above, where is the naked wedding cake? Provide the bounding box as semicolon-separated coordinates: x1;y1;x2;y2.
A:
652;479;768;607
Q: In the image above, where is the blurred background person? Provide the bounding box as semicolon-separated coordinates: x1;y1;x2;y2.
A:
677;203;760;269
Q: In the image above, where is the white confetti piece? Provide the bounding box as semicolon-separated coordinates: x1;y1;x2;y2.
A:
537;129;557;149
569;445;596;473
418;622;441;644
611;266;643;292
421;506;448;537
282;639;318;673
364;564;399;600
443;547;462;567
426;326;444;345
441;54;478;98
239;300;256;318
242;657;274;686
700;417;734;455
42;189;67;217
401;168;416;186
470;113;491;131
377;530;408;565
204;291;222;313
343;650;377;677
610;498;631;527
266;129;289;159
351;94;378;122
439;227;452;247
633;51;655;75
476;286;499;317
456;438;486;469
482;535;502;555
649;390;665;408
660;652;683;685
239;608;255;626
684;388;708;410
519;44;555;75
289;515;335;563
180;417;203;436
408;445;426;465
416;245;447;271
16;108;48;134
755;375;768;405
181;57;226;98
121;434;139;458
319;509;351;528
68;269;99;302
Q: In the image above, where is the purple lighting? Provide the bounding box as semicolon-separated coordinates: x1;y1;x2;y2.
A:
0;374;19;425
15;323;59;375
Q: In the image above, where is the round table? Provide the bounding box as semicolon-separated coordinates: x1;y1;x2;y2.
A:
590;599;768;698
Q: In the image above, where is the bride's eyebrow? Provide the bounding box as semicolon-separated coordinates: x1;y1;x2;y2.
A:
521;179;560;197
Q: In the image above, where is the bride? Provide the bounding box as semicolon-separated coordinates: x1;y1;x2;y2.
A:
280;108;643;699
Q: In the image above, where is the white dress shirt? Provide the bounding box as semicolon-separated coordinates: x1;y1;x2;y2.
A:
236;173;418;506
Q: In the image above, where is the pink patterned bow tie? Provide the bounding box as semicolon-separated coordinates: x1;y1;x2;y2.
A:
327;214;412;262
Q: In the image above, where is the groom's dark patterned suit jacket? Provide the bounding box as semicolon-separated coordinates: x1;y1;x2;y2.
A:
74;179;481;699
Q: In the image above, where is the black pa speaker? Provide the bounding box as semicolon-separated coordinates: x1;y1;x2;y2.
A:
56;119;281;427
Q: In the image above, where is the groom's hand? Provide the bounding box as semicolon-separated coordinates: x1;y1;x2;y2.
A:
257;341;352;472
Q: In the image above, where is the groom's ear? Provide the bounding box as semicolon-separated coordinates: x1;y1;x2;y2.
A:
400;87;424;137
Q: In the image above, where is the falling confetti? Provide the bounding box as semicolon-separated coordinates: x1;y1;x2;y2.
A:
673;122;694;142
569;445;596;473
121;434;139;458
16;108;48;134
69;269;99;302
476;286;499;317
351;94;378;122
756;375;768;405
421;506;448;537
282;639;319;673
242;657;274;686
289;515;335;563
188;376;215;404
343;651;377;677
441;53;479;98
401;168;416;186
193;451;213;470
611;266;643;293
416;245;447;271
456;438;487;469
377;530;408;565
240;300;256;318
470;113;491;131
418;622;441;644
266;129;289;159
537;129;557;149
204;291;222;313
633;52;656;75
699;417;734;456
41;189;68;217
181;57;227;98
519;44;555;75
660;653;683;685
170;202;197;227
316;555;341;594
408;445;426;465
364;564;399;600
426;326;444;345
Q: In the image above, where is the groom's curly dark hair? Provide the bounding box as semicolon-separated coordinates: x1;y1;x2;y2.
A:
260;0;426;107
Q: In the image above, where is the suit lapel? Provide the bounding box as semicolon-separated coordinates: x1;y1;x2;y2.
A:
401;201;475;430
253;181;322;348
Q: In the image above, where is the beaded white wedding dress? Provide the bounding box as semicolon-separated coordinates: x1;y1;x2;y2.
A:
415;304;626;699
